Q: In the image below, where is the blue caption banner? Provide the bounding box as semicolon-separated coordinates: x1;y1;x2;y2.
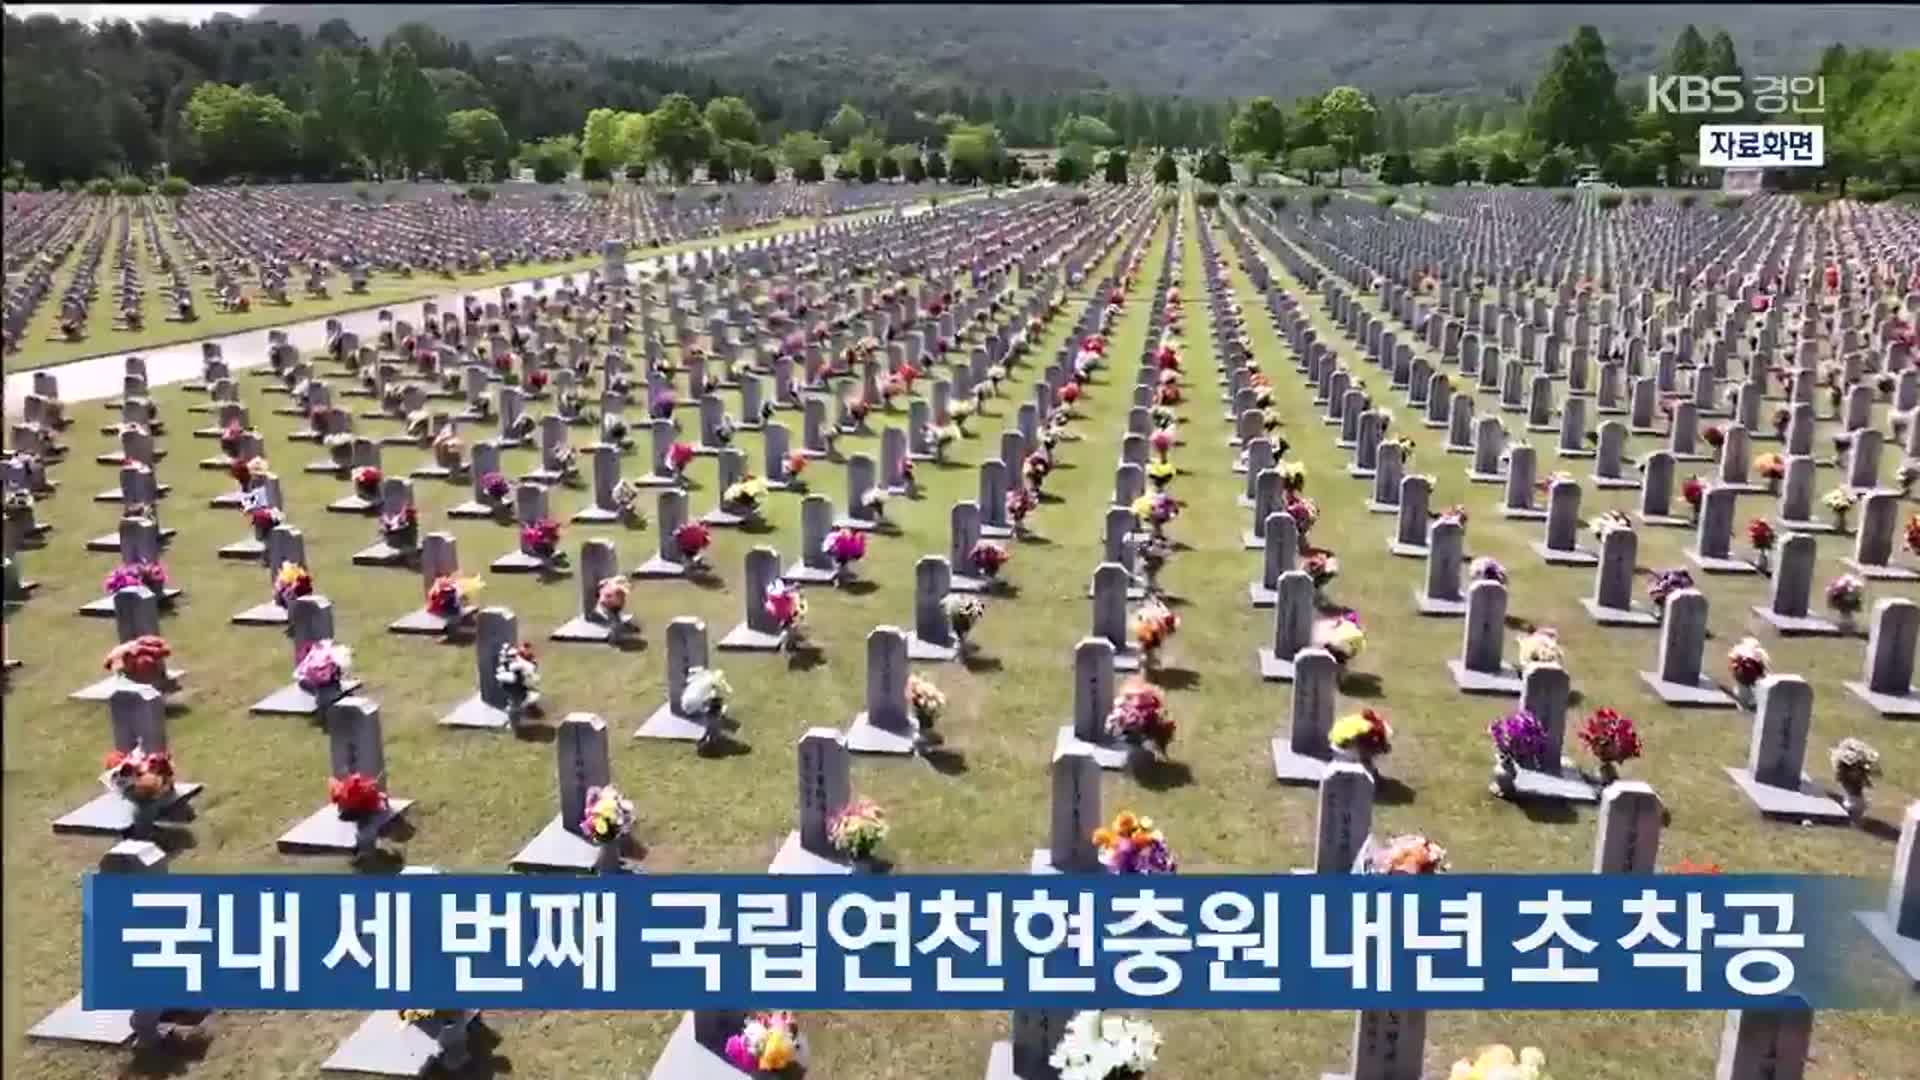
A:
85;873;1876;1011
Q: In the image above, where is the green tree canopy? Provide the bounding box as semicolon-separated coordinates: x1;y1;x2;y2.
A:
648;92;712;182
777;130;830;174
184;82;299;179
1528;25;1629;159
1103;148;1130;184
443;107;511;180
1054;113;1118;147
1227;96;1290;160
379;42;443;175
1317;86;1377;176
945;122;1004;183
824;103;869;150
1152;151;1178;184
703;96;758;146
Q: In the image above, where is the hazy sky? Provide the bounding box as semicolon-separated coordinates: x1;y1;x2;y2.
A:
5;4;262;23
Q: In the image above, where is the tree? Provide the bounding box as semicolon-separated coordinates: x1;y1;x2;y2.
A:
857;155;878;183
1418;147;1462;185
1227;96;1289;161
184;82;299;179
945;122;1003;184
1289;95;1327;150
1051;150;1085;183
1317;86;1377;182
877;153;900;180
1288;143;1339;185
902;154;926;182
703;96;758;146
749;153;777;183
648;93;712;182
795;157;826;183
1377;151;1416;185
379;42;442;176
925;150;947;180
1483;150;1522;185
845;131;885;169
1527;25;1629;158
1153;152;1177;184
442;107;510;179
776;130;829;176
706;154;732;182
1103;148;1129;184
1658;25;1712;148
1195;147;1232;185
617;111;652;171
824;103;868;150
302;48;359;171
582;107;622;170
1053;113;1117;148
1533;146;1576;187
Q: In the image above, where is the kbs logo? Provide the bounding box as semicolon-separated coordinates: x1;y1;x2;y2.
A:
1646;76;1826;116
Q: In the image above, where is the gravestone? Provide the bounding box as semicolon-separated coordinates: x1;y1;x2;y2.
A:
1447;580;1522;694
1055;636;1127;770
1846;493;1917;581
834;454;881;532
636;617;718;742
1257;570;1317;682
783;494;840;584
447;441;508;518
512;713;625;872
1726;676;1848;822
1414;518;1468;617
277;699;415;852
1582;526;1658;626
491;483;569;575
1501;444;1546;520
1844;599;1920;717
1029;742;1102;873
438;607;531;729
1853;800;1920;982
52;684;205;835
1686;486;1756;574
633;489;691;578
1593;781;1663;873
1713;1010;1813;1080
251;596;364;716
1091;563;1141;672
844;626;917;755
389;533;469;635
1252;513;1299;607
572;445;625;523
1311;761;1375;873
1639;589;1734;706
1510;665;1598;802
719;547;787;650
1753;534;1839;634
984;1010;1075;1080
1775;456;1837;533
769;728;857;875
906;556;960;662
1532;479;1598;565
1272;647;1338;783
1637;451;1689;527
553;540;634;643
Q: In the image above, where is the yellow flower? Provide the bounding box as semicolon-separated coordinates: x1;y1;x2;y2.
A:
1328;714;1372;746
458;575;485;599
759;1028;796;1070
1130;494;1156;520
275;563;308;588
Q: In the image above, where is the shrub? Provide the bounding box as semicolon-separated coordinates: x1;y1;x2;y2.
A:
352;181;371;201
1373;191;1399;207
580;155;609;182
1630;191;1653;205
703;190;725;205
1596;192;1624;210
1;177;19;193
624;163;647;182
1850;181;1892;204
1710;193;1745;211
1307;189;1331;210
532;155;566;184
1676;193;1698;208
588;182;612;201
1196;189;1221;208
1069;192;1090;207
1415;194;1432;210
59;178;80;193
1230;189;1249;206
1552;191;1574;204
86;177;114;196
114;177;148;196
23;180;41;192
1795;191;1834;209
1267;193;1288;209
547;191;568;204
158;176;190;198
466;185;494;203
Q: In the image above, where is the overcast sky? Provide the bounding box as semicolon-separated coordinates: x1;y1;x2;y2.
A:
5;3;262;23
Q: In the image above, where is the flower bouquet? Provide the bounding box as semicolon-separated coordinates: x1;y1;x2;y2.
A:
724;476;769;520
479;470;512;506
665;441;696;480
1704;423;1726;451
104;561;170;604
610;479;647;524
104;635;171;684
1908;513;1920;557
1106;679;1174;759
380;504;420;549
1094;810;1177;876
1681;475;1705;521
1312;612;1366;665
1130;599;1180;668
1370;833;1448;874
1049;1011;1162;1080
1830;737;1879;822
1726;637;1770;706
649;388;678;420
844;395;873;427
860;486;890;524
675;521;714;572
594;574;633;631
969;540;1011;581
1578;708;1641;785
906;673;947;747
218;423;251;458
495;642;541;720
764;580;808;650
829;797;889;866
1589;510;1633;543
579;784;636;869
1824;486;1857;528
1005;486;1037;535
942;594;985;652
295;638;355;710
1646;567;1693;614
1771;406;1791;437
351;466;383;500
1023;449;1054;493
329;771;388;853
1756;452;1786;492
101;742;175;818
1148;428;1176;463
1457;554;1505;587
550;444;579;484
985;364;1008;392
1448;1045;1549;1080
521;517;565;565
1135;533;1173;594
1826;572;1865;631
1746;518;1776;571
264;555;317;606
680;666;733;749
1488;708;1550;795
824;526;866;583
1301;549;1339;594
780;451;810;491
1284;495;1320;536
425;574;483;620
1515;627;1564;669
931;423;961;461
1330;709;1392;769
1149;404;1178;430
724;1012;803;1076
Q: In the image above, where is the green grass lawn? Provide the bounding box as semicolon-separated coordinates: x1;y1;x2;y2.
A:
6;200;902;372
3;192;1916;1078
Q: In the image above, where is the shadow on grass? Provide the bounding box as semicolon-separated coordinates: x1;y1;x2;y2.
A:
1014;531;1053;546
686;571;727;592
463;1020;514;1079
839;578;880;597
127;1026;214;1076
1134;757;1195;791
151;825;201;855
1374;775;1417;806
785;643;827;672
1337;671;1383;698
696;732;753;759
512;722;558;745
1861;816;1904;844
922;746;969;776
1151;666;1202;691
1518;798;1580;825
961;652;1004;674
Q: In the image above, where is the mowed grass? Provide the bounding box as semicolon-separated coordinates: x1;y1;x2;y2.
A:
7;197;897;372
0;192;1913;1079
